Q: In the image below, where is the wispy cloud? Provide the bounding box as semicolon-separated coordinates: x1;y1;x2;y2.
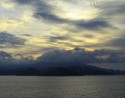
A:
0;32;26;46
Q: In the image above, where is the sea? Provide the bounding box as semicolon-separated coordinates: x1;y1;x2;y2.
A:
0;76;125;98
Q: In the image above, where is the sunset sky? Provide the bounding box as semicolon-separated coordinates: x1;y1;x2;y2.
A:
0;0;125;69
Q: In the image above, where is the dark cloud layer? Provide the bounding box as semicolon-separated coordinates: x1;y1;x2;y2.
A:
0;51;12;60
75;20;110;30
85;34;125;50
0;48;125;70
38;48;125;63
0;32;26;46
14;0;52;13
83;34;95;38
22;34;32;37
35;12;67;23
107;36;125;50
14;0;32;4
46;35;69;42
91;0;125;18
0;51;13;65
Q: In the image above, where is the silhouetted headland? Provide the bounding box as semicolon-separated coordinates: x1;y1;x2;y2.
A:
0;63;125;76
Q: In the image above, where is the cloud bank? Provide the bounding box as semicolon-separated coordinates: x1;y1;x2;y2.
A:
38;48;125;63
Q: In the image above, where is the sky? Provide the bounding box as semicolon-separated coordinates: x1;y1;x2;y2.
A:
0;0;125;70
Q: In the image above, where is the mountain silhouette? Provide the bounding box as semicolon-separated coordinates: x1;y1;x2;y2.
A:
0;63;125;76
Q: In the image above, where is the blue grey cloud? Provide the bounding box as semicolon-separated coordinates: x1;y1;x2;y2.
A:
0;51;12;58
14;0;52;13
0;51;13;62
0;32;26;46
14;0;32;4
22;34;32;37
75;20;110;30
83;34;95;38
34;12;67;23
85;34;125;50
107;35;125;50
45;35;69;42
37;48;125;63
91;0;125;17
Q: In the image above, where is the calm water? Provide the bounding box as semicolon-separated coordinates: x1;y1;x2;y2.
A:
0;76;125;98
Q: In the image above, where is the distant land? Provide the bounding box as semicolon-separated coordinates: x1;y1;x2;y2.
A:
0;63;125;76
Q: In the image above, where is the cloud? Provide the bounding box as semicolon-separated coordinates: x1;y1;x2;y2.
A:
75;20;110;30
35;12;111;30
22;34;32;37
0;51;34;66
0;51;13;61
14;0;33;4
14;0;64;23
2;0;124;56
34;12;67;23
37;48;125;63
14;0;52;13
86;34;125;50
106;35;125;50
83;34;95;38
45;35;69;42
13;0;113;31
0;32;26;46
91;0;125;19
